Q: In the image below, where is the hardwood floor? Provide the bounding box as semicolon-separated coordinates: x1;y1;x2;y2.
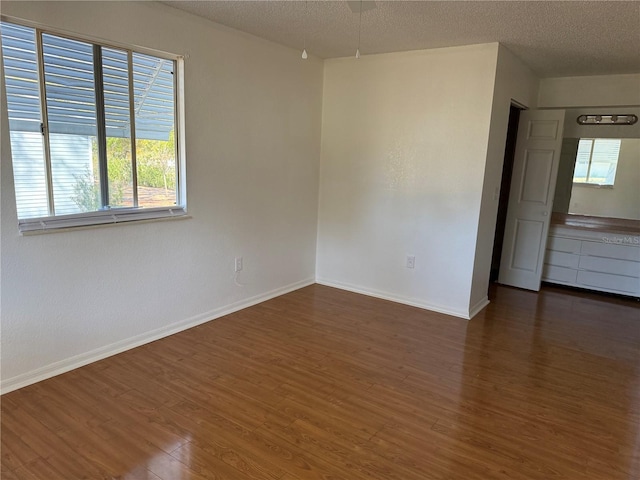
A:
2;284;639;479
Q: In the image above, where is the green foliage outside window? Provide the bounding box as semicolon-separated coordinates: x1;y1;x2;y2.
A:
73;131;176;211
106;130;176;191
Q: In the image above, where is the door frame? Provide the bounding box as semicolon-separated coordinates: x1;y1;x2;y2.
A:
490;103;523;283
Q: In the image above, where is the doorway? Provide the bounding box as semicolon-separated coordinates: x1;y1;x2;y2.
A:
490;104;522;282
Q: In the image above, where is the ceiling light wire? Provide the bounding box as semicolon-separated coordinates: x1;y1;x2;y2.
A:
356;0;362;58
302;0;308;59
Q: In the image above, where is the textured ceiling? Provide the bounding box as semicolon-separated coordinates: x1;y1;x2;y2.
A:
161;1;640;78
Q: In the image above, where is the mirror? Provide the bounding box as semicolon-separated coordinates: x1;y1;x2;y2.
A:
554;138;640;220
552;108;640;221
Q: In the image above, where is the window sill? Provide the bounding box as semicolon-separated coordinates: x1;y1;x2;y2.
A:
19;206;189;235
572;183;614;189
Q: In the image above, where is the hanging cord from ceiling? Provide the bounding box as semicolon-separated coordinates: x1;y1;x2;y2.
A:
302;0;308;59
356;0;362;58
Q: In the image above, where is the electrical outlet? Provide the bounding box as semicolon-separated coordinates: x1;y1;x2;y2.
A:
235;257;243;272
406;255;415;269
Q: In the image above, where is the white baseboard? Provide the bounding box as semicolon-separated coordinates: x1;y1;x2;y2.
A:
468;296;490;319
1;278;315;395
316;277;472;320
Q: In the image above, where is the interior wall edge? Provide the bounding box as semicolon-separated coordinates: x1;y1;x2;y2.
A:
467;43;540;308
0;277;315;395
468;296;490;319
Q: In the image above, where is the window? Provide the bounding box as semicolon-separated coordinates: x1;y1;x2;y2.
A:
573;138;621;186
0;21;185;232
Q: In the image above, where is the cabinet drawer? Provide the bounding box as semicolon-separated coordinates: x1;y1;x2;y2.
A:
577;270;640;295
543;265;578;284
581;241;640;262
579;255;640;278
544;250;580;268
547;236;581;254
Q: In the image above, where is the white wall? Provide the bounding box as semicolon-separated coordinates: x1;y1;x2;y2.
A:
316;44;500;318
569;139;640;220
468;45;539;310
0;1;324;392
538;74;640;108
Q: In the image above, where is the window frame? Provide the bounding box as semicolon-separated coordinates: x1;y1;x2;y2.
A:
0;16;187;233
572;137;621;188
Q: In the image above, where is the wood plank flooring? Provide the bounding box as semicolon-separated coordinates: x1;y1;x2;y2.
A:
2;284;639;479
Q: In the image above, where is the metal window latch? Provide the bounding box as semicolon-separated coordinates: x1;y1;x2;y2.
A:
40;122;46;135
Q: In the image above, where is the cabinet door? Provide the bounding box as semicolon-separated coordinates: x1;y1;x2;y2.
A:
542;265;578;284
545;250;580;269
547;236;581;254
579;255;640;278
581;241;640;262
577;271;640;295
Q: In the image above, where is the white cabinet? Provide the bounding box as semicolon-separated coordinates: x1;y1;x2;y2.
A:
542;226;640;297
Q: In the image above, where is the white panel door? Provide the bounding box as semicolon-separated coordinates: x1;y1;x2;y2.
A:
499;109;565;290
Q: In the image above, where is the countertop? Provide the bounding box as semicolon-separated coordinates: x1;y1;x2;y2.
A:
551;212;640;236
